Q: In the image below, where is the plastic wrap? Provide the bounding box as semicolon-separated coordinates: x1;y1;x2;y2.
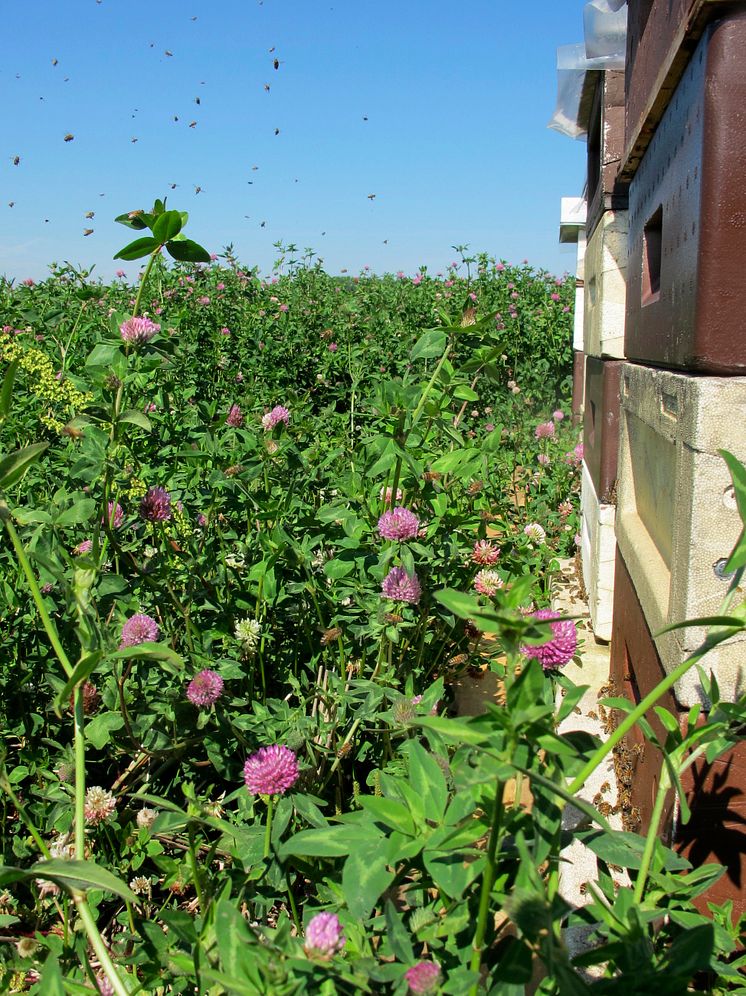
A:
584;0;628;64
548;44;591;140
548;1;627;139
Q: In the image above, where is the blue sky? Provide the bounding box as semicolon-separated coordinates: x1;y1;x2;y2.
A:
1;1;589;282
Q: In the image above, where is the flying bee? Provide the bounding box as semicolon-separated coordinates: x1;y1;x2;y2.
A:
273;58;280;70
189;121;197;128
8;202;14;208
11;155;20;166
194;96;200;105
274;127;280;135
264;83;270;92
169;182;179;189
164;49;173;57
64;133;74;142
51;58;58;66
131;136;138;143
260;220;266;227
85;211;94;218
83;228;94;236
194;185;203;194
367;193;376;200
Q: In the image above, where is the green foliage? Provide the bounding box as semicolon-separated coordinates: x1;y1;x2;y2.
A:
1;229;743;993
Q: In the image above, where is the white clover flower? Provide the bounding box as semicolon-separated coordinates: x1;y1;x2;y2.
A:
136;807;158;830
130;876;152;897
524;522;546;545
235;618;262;656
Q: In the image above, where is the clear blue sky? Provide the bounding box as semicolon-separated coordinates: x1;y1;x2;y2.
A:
1;1;589;283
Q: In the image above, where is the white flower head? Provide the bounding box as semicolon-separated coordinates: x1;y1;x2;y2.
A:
235;618;262;656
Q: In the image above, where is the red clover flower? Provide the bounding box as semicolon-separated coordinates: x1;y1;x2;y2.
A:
139;486;172;522
381;567;422;605
119;613;160;648
471;539;500;565
119;316;160;345
261;405;290;430
186;669;224;708
405;961;442;994
377;507;420;542
520;609;577;670
226;404;244;428
243;745;299;796
304;912;346;957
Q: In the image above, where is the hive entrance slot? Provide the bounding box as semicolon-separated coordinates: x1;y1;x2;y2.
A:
642;205;663;306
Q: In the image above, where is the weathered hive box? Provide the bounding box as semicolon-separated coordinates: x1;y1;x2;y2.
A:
558;196;587;353
572;350;586;425
583;356;624;503
581;461;616;641
610;548;746;917
615;362;746;706
583;70;628;239
623;0;745;178
583;210;628;359
625;13;746;372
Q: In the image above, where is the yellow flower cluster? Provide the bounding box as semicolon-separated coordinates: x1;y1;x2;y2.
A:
122;476;148;502
1;333;91;434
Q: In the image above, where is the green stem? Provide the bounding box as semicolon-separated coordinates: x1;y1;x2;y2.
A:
633;740;709;904
132;250;160;319
73;687;87;859
73;894;132;996
567;640;714;797
633;761;672;905
469;778;506;993
1;507;73;678
188;823;206;910
263;796;274;860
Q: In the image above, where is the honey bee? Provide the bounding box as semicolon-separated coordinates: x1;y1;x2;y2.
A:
63;133;74;142
367;193;376;200
164;50;173;57
194;96;200;105
273;58;279;70
83;228;94;236
189;121;197;128
274;128;280;135
85;211;94;218
51;58;58;66
194;185;203;194
264;83;270;92
11;155;20;166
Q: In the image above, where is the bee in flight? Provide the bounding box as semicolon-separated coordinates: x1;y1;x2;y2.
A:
64;133;74;142
83;228;94;236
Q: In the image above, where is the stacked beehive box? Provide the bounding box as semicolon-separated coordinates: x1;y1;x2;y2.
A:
610;1;746;914
559;196;587;424
578;69;628;640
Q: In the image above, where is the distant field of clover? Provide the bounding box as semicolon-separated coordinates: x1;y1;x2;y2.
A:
0;202;596;994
